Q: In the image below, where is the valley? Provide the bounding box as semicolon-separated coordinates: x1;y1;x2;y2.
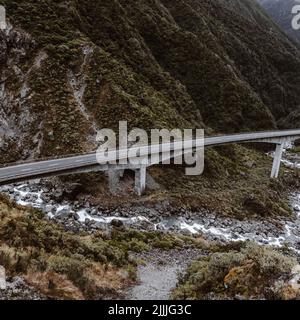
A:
1;0;300;301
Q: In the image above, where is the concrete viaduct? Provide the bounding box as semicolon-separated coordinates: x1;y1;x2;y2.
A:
0;129;300;195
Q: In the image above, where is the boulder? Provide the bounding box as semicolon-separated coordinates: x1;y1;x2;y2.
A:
110;219;124;228
73;213;80;221
56;208;70;219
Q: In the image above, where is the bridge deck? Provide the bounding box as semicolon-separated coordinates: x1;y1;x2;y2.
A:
1;129;300;185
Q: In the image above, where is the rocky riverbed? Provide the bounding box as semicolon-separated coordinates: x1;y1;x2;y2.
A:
0;180;300;253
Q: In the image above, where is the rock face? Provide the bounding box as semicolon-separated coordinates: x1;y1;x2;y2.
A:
257;0;300;44
0;0;300;163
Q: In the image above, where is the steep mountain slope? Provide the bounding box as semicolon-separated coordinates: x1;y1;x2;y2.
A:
257;0;300;43
0;0;300;163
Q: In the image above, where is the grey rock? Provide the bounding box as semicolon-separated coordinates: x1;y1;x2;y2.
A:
181;229;193;237
94;221;106;229
235;294;246;301
41;193;51;202
85;218;92;226
90;209;98;216
73;213;80;221
45;205;54;214
56;209;70;219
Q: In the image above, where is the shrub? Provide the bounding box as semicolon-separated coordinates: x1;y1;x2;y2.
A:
173;242;298;300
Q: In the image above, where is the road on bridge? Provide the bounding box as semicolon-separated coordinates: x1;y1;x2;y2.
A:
0;129;300;186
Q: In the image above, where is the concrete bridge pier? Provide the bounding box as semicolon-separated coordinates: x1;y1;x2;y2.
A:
107;166;147;196
271;143;284;179
135;166;147;196
107;169;123;195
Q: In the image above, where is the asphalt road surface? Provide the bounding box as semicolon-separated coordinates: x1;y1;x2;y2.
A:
1;129;300;185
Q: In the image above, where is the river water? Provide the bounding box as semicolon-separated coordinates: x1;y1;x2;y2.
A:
1;149;300;255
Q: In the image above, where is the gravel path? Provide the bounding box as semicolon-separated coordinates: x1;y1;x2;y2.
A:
124;248;203;300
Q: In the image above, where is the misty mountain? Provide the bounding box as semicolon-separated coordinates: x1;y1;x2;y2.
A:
257;0;300;43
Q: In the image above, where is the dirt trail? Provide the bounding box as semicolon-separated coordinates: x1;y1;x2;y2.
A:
124;248;203;300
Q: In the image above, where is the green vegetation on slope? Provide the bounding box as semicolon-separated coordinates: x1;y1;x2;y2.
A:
0;194;193;299
155;145;295;218
1;0;300;162
172;242;299;300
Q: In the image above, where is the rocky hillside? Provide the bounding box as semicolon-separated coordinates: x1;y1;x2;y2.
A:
1;0;300;163
257;0;300;44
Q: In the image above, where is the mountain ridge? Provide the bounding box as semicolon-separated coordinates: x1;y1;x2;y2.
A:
0;0;300;163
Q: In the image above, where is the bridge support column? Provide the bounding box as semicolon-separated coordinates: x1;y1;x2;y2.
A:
135;166;147;196
271;143;284;179
108;169;123;195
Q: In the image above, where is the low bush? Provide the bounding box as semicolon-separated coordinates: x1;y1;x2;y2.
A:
172;242;298;300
